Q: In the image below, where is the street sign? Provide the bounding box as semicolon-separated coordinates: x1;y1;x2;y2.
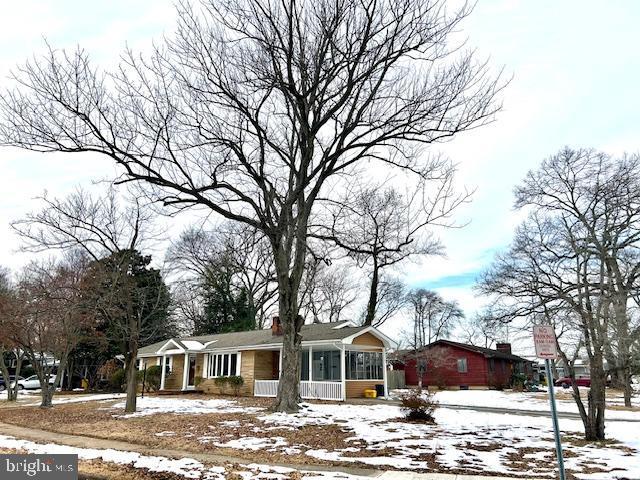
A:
533;325;558;359
534;324;567;480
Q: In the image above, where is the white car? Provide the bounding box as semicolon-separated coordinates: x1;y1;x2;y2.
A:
14;375;55;390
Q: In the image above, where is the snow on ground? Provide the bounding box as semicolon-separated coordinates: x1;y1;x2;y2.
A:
7;392;638;478
0;434;369;480
0;392;127;407
52;393;127;405
0;434;224;479
109;396;265;418
390;388;640;421
256;402;640;479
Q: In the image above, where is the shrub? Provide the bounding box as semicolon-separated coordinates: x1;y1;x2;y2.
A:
227;375;244;395
213;376;244;395
110;368;126;391
137;365;162;392
511;373;527;392
194;376;203;387
400;390;437;423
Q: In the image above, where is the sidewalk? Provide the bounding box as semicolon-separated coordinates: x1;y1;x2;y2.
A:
0;421;535;480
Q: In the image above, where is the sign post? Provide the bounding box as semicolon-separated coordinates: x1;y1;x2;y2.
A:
533;325;566;480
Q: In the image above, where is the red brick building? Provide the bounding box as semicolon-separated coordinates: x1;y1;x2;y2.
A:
396;340;534;389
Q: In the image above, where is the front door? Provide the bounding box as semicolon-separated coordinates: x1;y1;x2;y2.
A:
187;355;197;388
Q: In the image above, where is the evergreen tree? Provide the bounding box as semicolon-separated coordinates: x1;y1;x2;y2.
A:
196;252;256;335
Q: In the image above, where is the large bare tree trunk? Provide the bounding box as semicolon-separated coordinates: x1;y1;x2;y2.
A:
274;311;304;412
40;384;54;408
585;361;606;440
124;345;139;413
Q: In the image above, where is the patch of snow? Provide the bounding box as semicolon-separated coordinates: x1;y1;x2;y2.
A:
215;436;288;451
390;389;640;420
0;434;225;479
0;434;371;480
111;396;265;417
257;401;640;479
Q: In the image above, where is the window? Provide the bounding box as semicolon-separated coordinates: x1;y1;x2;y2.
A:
346;351;383;380
300;350;309;381
457;358;468;373
206;353;239;378
312;350;341;381
161;356;173;375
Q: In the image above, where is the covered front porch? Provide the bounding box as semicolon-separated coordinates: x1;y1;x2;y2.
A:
254;344;387;401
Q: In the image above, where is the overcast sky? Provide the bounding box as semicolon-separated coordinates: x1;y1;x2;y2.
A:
1;1;639;345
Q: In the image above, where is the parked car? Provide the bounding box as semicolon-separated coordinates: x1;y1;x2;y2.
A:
14;375;54;390
0;376;23;391
555;376;591;387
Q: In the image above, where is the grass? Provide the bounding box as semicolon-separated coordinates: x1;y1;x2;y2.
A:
0;393;636;479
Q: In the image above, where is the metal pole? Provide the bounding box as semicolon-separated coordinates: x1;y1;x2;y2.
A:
545;359;566;480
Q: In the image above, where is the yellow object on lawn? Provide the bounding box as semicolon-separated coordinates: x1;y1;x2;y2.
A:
363;389;377;398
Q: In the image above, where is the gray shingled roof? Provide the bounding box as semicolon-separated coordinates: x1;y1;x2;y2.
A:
138;322;372;356
393;339;531;363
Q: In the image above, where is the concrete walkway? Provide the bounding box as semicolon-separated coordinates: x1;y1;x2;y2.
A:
0;421;535;480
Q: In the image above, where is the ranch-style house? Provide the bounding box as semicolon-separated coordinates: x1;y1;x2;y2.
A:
137;318;395;401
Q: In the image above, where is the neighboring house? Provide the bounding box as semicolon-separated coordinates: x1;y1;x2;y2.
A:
137;318;395;401
397;340;535;389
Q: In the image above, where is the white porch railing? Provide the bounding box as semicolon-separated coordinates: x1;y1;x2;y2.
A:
254;379;279;397
254;380;343;401
300;380;343;401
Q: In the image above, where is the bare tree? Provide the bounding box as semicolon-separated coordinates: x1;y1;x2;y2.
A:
515;149;640;407
299;259;359;324
13;255;88;408
0;266;26;402
457;311;505;349
363;275;408;327
478;148;640;439
406;289;463;348
11;186;165;412
167;223;277;331
0;0;502;411
315;181;463;326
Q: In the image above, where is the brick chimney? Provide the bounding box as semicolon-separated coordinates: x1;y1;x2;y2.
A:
271;316;283;336
496;342;512;355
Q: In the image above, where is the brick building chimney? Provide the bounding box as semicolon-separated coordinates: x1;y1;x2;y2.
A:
496;342;512;355
271;316;283;336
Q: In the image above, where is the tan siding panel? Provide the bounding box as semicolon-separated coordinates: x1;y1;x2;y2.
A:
346;380;382;398
164;354;184;390
139;356;161;369
253;350;276;380
351;332;384;348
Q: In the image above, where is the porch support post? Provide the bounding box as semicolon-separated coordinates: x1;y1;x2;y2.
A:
340;344;346;401
182;353;189;390
278;348;283;379
160;356;167;390
308;346;313;382
382;348;389;397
